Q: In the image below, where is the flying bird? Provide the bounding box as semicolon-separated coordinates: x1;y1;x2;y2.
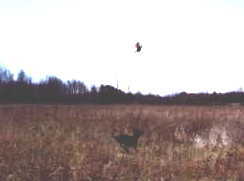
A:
135;42;142;52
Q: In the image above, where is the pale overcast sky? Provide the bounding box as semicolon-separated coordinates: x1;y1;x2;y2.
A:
0;0;244;95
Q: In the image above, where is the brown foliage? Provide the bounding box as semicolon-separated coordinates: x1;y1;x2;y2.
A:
0;104;244;180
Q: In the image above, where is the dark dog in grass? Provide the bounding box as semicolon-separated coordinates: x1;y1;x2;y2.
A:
113;128;143;153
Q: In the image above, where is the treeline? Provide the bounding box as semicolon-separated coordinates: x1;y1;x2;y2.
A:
162;92;244;105
1;66;244;105
0;66;163;104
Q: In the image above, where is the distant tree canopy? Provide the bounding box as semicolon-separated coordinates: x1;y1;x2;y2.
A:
0;66;13;83
17;70;31;83
1;65;244;105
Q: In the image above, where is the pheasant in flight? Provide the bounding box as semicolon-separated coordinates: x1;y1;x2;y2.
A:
135;42;142;52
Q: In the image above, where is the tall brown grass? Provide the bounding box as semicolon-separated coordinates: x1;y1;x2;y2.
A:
0;104;243;180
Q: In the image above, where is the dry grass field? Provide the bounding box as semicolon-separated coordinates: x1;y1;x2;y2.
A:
0;104;244;181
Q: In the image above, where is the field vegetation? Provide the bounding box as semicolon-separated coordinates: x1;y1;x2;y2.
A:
0;104;244;180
